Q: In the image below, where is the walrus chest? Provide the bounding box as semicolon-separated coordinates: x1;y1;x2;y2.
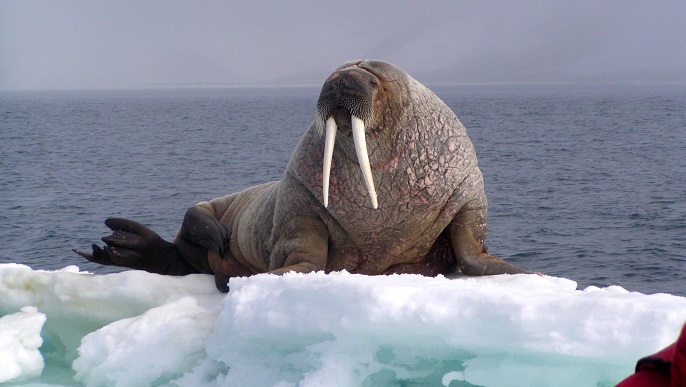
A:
322;185;461;273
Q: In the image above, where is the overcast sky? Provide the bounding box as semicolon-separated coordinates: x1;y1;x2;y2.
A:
2;0;685;90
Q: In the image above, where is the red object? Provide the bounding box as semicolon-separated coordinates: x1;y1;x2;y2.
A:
616;324;686;387
674;323;686;387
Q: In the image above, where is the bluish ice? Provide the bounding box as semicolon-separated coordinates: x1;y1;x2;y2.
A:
1;264;685;386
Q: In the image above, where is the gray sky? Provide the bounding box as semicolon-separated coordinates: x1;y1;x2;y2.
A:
2;0;685;90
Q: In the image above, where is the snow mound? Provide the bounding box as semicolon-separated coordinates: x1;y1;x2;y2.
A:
0;306;46;383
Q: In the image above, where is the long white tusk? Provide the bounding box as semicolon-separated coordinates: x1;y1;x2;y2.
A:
351;115;378;209
322;117;337;208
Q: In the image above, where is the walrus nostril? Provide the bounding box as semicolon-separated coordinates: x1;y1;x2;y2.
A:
334;77;348;90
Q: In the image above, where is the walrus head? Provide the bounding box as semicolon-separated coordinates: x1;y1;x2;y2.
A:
315;60;404;210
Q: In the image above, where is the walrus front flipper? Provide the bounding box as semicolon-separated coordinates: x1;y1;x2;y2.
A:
214;272;231;293
179;207;232;258
449;208;526;276
73;218;198;275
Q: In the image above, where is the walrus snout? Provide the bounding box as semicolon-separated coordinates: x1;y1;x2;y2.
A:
316;68;377;126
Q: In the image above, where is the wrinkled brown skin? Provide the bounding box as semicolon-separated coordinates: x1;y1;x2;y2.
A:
78;60;526;292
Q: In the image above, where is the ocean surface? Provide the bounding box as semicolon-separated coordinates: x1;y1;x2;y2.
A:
1;84;685;296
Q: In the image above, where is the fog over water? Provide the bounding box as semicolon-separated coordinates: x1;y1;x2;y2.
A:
1;0;685;91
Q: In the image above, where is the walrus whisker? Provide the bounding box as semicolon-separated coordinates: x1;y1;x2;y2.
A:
351;115;378;209
323;116;337;208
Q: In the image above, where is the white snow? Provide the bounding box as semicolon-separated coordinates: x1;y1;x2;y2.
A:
1;263;685;386
0;306;46;383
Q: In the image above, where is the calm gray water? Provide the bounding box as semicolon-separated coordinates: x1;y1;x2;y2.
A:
1;85;685;296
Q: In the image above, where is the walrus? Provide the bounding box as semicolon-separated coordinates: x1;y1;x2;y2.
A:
75;60;526;292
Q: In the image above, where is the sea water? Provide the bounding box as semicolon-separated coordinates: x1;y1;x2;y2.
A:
1;84;685;385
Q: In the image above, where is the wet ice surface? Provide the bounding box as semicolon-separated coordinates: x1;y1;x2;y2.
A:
2;264;685;386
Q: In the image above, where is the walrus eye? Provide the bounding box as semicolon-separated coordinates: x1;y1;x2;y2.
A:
370;79;379;89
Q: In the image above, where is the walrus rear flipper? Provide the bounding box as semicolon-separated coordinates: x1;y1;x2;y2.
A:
73;218;198;275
